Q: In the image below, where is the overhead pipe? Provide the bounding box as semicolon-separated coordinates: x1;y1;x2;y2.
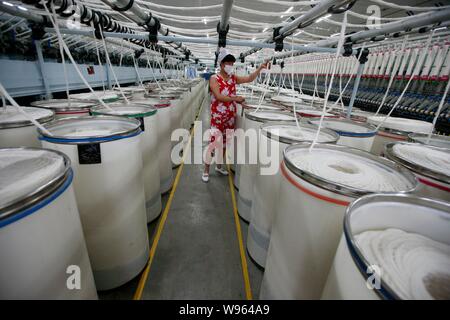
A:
239;0;357;60
101;0;195;60
315;7;450;47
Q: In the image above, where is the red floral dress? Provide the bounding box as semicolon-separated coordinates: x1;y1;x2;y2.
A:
210;74;237;147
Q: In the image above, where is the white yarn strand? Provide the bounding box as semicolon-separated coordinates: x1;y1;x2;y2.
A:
310;12;348;151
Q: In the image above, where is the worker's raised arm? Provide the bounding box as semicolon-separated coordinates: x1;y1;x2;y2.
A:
235;61;270;84
210;75;245;103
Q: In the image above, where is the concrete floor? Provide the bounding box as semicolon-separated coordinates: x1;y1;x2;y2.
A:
99;93;263;300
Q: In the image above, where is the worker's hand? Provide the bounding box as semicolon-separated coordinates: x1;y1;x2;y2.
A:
260;61;271;70
233;96;245;103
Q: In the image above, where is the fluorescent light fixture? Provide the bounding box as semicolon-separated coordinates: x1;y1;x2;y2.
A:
2;1;14;6
286;6;293;13
17;5;27;11
434;26;447;31
203;18;207;24
263;28;268;32
330;33;339;37
294;31;303;36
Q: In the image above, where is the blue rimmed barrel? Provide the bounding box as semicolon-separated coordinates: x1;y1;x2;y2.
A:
0;147;97;299
91;103;162;223
39;116;149;291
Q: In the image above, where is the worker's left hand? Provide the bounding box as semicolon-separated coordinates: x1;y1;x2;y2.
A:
260;61;271;70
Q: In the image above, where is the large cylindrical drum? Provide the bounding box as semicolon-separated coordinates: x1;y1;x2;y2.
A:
31;99;97;119
385;142;450;202
39;117;149;291
0;105;54;148
367;116;433;155
146;98;174;194
0;148;97;299
408;133;450;149
322;194;450;300
91;103;162;222
233;102;282;178
260;144;417;299
309;118;378;152
237;110;296;222
248;123;339;268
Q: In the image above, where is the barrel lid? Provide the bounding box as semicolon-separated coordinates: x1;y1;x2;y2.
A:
145;92;180;100
91;103;157;118
367;116;433;135
0;147;71;224
115;86;146;93
408;133;450;149
70;91;120;102
133;97;171;108
308;119;378;137
0;106;54;128
30;99;97;112
261;122;339;144
385;142;450;184
242;103;281;111
296;109;337;117
245;110;296;123
344;194;450;300
271;95;304;105
39;116;141;144
283;144;417;197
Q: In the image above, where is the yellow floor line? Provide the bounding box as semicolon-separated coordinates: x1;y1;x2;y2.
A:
226;165;253;300
133;97;205;300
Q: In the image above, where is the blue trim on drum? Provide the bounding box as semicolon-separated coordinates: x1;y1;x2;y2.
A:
38;130;142;144
334;130;377;138
343;225;396;300
0;169;74;228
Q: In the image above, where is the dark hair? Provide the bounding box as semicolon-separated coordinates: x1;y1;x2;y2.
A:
221;54;236;64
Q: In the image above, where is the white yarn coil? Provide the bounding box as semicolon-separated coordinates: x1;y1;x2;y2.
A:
356;228;450;300
288;148;413;192
392;143;450;176
0;149;65;207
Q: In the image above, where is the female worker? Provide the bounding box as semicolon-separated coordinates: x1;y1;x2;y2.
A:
202;48;269;182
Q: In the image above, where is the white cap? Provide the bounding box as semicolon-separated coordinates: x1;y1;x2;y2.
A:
217;47;236;64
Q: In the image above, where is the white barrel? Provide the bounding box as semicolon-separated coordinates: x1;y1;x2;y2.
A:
385;142;450;202
408;133;450;149
367;116;434;155
0;148;97;299
260;144;417;299
31;99;97;119
146;98;174;194
0;105;54;148
233;102;282;178
322;194;450;300
248;123;339;268
147;92;183;168
91;103;162;222
70;90;121;103
39;117;149;290
237;111;297;222
309;118;378;152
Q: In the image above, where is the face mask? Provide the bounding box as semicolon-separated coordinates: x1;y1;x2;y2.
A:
224;65;234;75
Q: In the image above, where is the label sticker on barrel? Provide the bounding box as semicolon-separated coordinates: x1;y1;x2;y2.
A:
137;117;145;131
78;143;101;164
